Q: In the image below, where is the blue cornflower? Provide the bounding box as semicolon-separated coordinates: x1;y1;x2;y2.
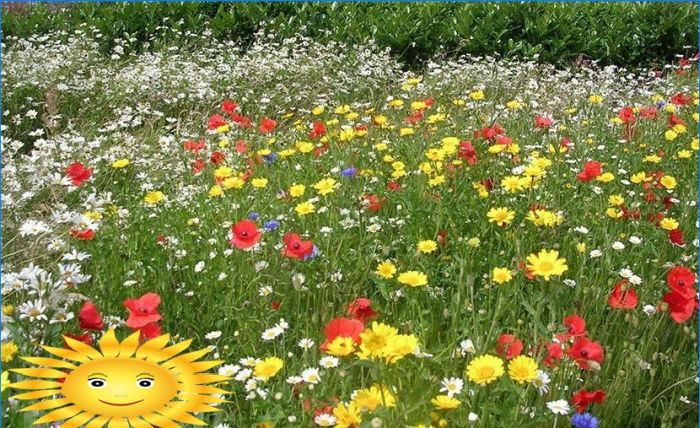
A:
263;152;278;164
303;245;319;261
571;413;598;428
248;212;260;221
341;167;358;177
263;220;280;231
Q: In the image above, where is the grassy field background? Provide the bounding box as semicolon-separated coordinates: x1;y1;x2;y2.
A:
1;3;699;428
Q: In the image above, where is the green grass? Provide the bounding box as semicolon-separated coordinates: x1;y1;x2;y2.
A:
2;2;698;68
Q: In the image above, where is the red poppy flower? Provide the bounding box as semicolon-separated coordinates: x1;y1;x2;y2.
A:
543;342;563;367
183;139;206;153
309;121;326;139
230;220;262;250
313;142;330;158
231;112;252;128
572;389;606;413
495;135;513;145
282;233;314;260
474;124;505;140
560;138;572;149
576;161;602;182
63;333;93;347
568;337;604;370
639;107;658;120
234;140;248;154
670;92;692;106
78;301;104;331
618;106;636;124
271;301;281;310
363;194;385;212
669;229;685;246
66;162;92;187
69;228;95;241
387;180;401;192
210;151;226;165
208;114;228;130
495;334;523;360
557;314;587;341
458;141;477;165
221;100;238;116
319;317;364;352
138;322;162;340
608;279;638;309
259;117;277;134
124;292;162;329
662;288;697;323
405;110;424;124
534;115;553;129
667;266;696;291
347;298;376;323
191;159;206;174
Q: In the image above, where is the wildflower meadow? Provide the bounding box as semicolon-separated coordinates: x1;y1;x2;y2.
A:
1;6;699;428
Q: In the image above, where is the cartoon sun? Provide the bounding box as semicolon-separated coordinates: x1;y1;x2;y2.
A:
8;330;230;427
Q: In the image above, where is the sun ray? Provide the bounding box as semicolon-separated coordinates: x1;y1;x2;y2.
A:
33;405;82;424
41;345;92;363
20;397;71;412
178;403;221;413
162;349;211;370
20;356;76;369
158;403;207;426
117;331;141;358
11;389;61;400
98;330;121;358
8;379;63;390
142;339;192;363
107;417;129;428
127;416;155;428
61;411;96;428
11;367;67;378
189;374;230;385
85;415;111;428
177;393;228;405
134;334;171;360
187;360;224;373
63;336;104;360
187;385;230;395
141;412;181;428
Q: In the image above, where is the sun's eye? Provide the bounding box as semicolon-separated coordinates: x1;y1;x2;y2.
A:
137;378;154;388
88;379;106;388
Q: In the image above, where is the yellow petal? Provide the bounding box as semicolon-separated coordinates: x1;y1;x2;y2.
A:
11;368;67;379
141;413;179;428
61;412;96;428
41;346;91;363
135;334;171;359
11;389;60;400
20;357;76;369
33;405;82;424
20;397;70;412
8;380;63;390
142;339;191;363
62;336;103;360
117;331;141;358
98;330;120;358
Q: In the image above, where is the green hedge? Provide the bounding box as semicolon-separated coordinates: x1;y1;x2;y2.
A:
2;2;698;67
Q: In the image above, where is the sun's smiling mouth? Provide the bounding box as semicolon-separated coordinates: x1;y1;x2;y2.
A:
98;399;144;407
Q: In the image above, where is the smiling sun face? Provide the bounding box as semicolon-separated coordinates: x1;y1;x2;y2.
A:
9;330;230;427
